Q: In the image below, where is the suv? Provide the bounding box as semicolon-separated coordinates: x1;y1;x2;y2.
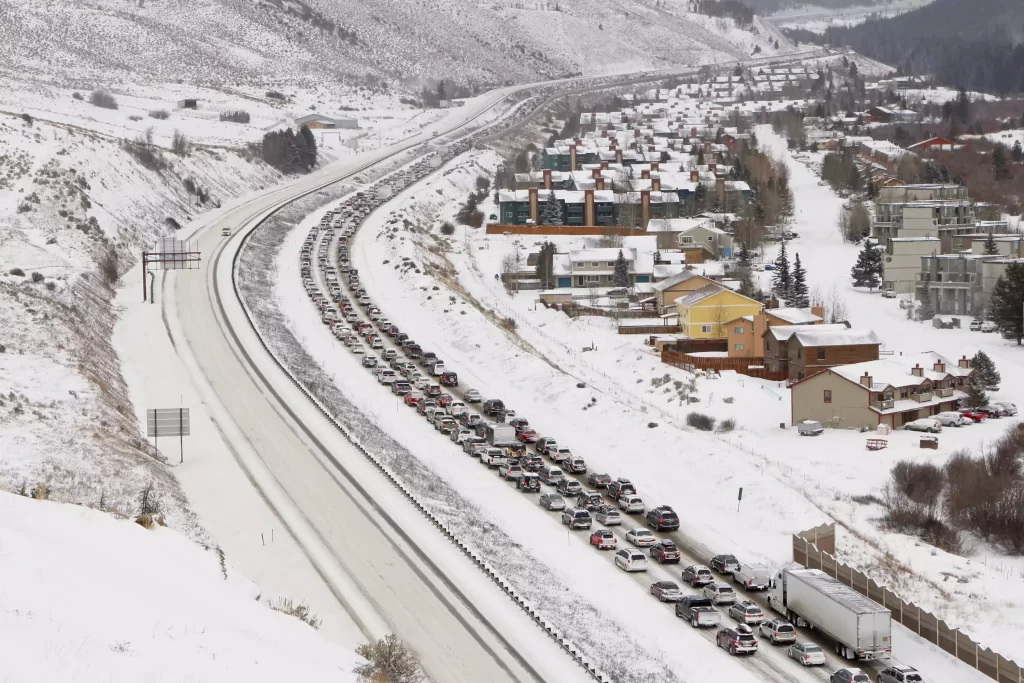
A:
614;548;648;572
704;582;737;605
830;669;870;683
589;529;617;550
536;438;558;456
576;490;604;511
587;472;611;488
647;506;680;530
710;554;740;574
758;619;796;645
619;494;644;514
594;505;622;526
728;600;766;625
649;539;681;564
682;564;714;587
607;478;636;500
717;625;758;656
482;399;505;416
517;473;541;492
555;478;582;497
498;462;523;480
877;665;924;683
561;508;592;530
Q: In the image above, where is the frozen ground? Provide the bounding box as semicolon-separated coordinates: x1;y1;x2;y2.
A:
0;491;361;682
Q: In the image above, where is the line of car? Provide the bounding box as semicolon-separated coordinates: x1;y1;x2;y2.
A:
903;401;1017;433
300;160;928;683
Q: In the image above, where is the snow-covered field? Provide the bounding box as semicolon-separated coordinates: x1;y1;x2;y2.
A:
0;491;361;682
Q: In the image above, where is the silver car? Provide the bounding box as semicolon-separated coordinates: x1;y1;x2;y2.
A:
594;505;622;526
787;642;826;666
539;493;565;511
758;619;796;644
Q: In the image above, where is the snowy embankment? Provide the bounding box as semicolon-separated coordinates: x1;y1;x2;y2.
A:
0;492;360;682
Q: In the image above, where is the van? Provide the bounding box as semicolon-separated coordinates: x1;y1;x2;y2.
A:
430;361;446;376
538;466;564;486
733;562;770;591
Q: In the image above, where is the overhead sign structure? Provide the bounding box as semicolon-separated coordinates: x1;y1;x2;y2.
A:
146;408;190;463
141;238;201;302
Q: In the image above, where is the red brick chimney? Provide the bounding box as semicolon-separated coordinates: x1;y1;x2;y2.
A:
958;355;971;369
592;168;601;179
651;162;660;172
595;177;605;190
641;169;650;180
600;160;609;170
652;177;661;192
690;170;699;182
615;149;622;164
542;169;552;190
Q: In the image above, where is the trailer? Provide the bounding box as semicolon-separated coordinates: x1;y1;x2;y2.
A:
768;567;891;661
484;422;518;447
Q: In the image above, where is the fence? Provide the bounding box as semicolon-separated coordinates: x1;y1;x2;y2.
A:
793;525;1022;682
662;339;728;354
663;349;788;381
618;323;682;335
485;223;646;236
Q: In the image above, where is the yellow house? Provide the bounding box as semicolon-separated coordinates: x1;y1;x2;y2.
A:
675;284;763;339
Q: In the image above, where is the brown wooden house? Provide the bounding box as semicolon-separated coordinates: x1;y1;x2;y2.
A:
764;324;881;382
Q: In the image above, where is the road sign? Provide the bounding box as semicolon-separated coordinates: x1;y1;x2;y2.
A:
737;487;744;512
147;408;190;464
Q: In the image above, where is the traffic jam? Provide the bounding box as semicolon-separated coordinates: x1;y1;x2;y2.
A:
297;155;924;683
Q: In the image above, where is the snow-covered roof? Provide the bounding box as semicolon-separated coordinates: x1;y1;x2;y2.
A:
651;269;709;292
767;308;822;325
646;217;713;234
653;264;687;279
552;254;572;277
767;323;850;342
791;328;882;348
674;283;729;307
829;351;972;392
570;248;636;262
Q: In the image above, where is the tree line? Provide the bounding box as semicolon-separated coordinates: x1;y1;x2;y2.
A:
259;125;318;173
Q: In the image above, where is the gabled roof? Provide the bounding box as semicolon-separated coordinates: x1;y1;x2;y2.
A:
674;283;727;307
790;328;882;348
766;323;850;342
766;307;822;325
828;351;972;392
651;269;712;292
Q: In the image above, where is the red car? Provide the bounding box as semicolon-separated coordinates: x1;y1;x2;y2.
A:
650;540;681;564
404;392;423;406
437;393;454;407
958;409;987;423
516;427;539;443
589;529;617;550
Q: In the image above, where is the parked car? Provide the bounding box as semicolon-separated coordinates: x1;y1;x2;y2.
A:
717;625;758;656
561;508;592;530
589;529;617;549
881;289;896;299
936;411;971;427
682;564;715;587
904;417;941;433
969;319;983;331
649;580;684;602
980;404;1006;417
594;505;622;526
710;554;740;575
676;595;721;628
787;642;827;667
626;528;657;547
877;664;924;683
995;401;1017;415
728;600;766;625
647;505;680;531
649;539;681;564
539;493;565;511
704;582;737;605
587;472;611;488
830;668;870;683
958;408;988;423
981;321;998;333
517;473;541;492
614;548;649;572
759;619;797;645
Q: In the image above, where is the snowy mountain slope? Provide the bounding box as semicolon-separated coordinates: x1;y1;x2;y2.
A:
0;0;772;91
0;491;360;682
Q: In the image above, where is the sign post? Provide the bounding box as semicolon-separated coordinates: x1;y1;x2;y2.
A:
737;487;744;513
147;408;190;463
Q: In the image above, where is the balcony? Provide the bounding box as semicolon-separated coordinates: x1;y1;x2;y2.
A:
874;399;895;410
935;387;953;398
912;391;933;403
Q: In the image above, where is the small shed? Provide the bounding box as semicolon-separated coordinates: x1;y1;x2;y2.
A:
177;99;198;109
932;316;960;329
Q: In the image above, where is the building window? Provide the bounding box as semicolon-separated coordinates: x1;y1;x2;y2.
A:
900;388;909;399
701;324;713;334
586;275;599;283
607;261;615;267
591;262;599;267
734;326;744;334
797;348;802;359
816;349;826;361
734;343;745;351
824;390;832;403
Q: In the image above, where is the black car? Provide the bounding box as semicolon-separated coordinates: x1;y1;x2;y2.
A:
587;472;611;488
517;474;541;492
522;455;544;472
710;554;740;574
647;505;680;531
440;371;458;387
482;399;505;416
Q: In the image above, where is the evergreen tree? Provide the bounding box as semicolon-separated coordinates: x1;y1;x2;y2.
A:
772;241;791;299
965;379;987;409
736;241;751;267
737;266;758;299
984;231;999;255
988;262;1024;344
535;242;556;289
789;253;809;307
692;183;708;214
917;277;935;320
654;250;662;264
613;249;630;289
540;190;562;225
970;350;1001;390
850;240;881;291
1013;140;1024;163
298;124;317;168
992;145;1013;180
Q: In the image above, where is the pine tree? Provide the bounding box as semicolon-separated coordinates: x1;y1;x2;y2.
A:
984;231;999;255
993;144;1013;180
299;124;317;169
737;241;751;267
917;277;935;320
772;241;790;299
789;253;809;307
540;190;562;225
1013;140;1024;163
970;350;1001;390
965;379;987;409
988;262;1024;344
850;240;881;291
613;249;630;289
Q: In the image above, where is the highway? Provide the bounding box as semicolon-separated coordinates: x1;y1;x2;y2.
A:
161;52;830;683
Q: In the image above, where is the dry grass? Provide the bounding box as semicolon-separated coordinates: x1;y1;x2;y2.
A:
268;597;321;630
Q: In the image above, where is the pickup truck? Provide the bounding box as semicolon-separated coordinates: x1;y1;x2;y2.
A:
675;596;722;628
482;448;507;468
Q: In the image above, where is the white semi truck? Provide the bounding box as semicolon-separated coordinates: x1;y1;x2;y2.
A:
768;567;892;661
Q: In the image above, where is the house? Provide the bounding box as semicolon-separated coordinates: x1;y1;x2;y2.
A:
294;114;359;129
497;189;615;226
790;352;973;429
785;328;883;382
918;253;993;315
725;307;824;358
651;270;719;314
763;323;857;378
907;136;958;153
568;248;654;288
674;284;762;339
866;106;897;123
882;237;940;295
646;217;714;250
676;222;733;260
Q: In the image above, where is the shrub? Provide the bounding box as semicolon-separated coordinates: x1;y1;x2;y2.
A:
354;633;422;683
501;317;517;330
265;90;286;101
171;129;192;156
124;127;167;171
148;109;170;120
99;249;119;284
269;598;321;630
8;268;25;276
219;110;251;123
128;115;142;121
72;92;83;101
138;480;160;516
466;210;484;228
686;412;716;431
31;272;44;283
439;221;455;236
45;281;56;291
21;113;33;126
717;418;736;433
90;90;118;109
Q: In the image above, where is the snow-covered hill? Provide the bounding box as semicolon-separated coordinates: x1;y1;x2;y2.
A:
0;0;777;91
0;491;360;682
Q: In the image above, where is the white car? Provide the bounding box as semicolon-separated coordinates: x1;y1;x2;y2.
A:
981;321;998;333
881;289;896;298
614;548;649;572
935;411;970;427
350;344;366;355
618;494;645;514
904;417;941;433
626;528;657;547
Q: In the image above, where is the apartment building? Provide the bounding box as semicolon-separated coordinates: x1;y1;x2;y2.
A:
882;237;939;295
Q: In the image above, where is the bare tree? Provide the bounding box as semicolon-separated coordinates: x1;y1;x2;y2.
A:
711;302;729;338
500;251;519;294
825;283;848;323
354;633;423;683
